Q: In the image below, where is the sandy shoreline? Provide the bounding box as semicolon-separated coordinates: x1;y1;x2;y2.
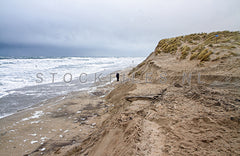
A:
0;68;127;156
1;31;240;156
1;60;239;155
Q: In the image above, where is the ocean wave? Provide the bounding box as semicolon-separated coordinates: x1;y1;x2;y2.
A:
0;56;145;96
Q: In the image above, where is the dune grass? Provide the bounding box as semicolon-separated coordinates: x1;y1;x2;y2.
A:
180;45;190;59
200;51;212;62
190;52;199;60
155;30;239;62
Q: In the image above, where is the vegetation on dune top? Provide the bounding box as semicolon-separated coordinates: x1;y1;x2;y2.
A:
155;31;240;62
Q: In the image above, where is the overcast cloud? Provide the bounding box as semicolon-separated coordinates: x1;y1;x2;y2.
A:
0;0;239;57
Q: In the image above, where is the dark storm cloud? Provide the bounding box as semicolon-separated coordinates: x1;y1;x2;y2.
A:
0;0;239;57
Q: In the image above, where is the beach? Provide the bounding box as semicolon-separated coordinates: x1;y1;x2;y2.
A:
1;54;239;155
0;68;126;156
0;57;144;118
0;31;240;156
0;57;143;156
1;0;240;154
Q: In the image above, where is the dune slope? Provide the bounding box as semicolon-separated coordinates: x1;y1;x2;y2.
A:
31;31;240;156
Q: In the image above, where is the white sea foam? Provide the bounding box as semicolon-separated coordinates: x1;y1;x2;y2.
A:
22;111;44;121
29;133;37;136
0;57;144;98
0;57;145;119
31;140;38;144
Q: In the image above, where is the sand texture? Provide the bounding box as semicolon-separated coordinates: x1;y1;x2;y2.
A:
0;31;240;156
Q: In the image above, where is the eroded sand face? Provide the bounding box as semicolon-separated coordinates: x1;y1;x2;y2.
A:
1;58;240;156
1;56;240;156
1;47;240;156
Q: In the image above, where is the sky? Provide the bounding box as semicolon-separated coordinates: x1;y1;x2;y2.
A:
0;0;239;57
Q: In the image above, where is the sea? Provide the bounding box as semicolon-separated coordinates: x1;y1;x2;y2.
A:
0;56;145;118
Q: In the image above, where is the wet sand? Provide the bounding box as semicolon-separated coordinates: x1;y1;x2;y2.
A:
0;69;125;156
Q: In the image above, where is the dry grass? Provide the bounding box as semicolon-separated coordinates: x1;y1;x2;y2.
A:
218;45;236;49
220;53;232;59
219;38;231;43
190;52;199;60
200;51;212;62
180;50;189;59
229;51;238;56
235;42;240;46
212;56;220;61
155;37;181;54
180;45;191;59
135;71;142;77
191;45;204;53
154;30;239;62
138;62;145;68
197;49;209;60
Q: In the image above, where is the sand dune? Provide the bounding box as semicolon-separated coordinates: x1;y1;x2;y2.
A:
0;31;239;155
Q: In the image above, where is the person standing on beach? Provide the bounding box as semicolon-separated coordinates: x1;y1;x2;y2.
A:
116;73;120;81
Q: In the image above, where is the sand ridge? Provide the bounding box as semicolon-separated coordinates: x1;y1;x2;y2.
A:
0;31;240;155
